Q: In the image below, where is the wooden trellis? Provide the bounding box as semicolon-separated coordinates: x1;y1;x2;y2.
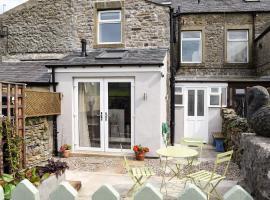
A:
0;82;26;173
25;90;61;117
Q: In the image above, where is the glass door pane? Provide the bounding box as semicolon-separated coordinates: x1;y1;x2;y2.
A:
107;82;131;149
197;90;204;116
188;90;195;116
78;82;101;148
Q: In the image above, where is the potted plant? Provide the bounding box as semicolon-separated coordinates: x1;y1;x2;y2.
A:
133;145;149;161
59;144;72;158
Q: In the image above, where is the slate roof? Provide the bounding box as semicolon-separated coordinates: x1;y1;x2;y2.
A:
46;48;168;68
151;0;270;13
0;49;167;83
0;62;51;83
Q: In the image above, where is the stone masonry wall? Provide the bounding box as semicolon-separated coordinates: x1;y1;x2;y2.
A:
255;28;270;76
177;13;270;78
25;117;53;167
240;133;270;200
0;0;169;54
221;108;251;166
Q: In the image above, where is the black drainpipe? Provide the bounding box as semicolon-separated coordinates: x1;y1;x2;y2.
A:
52;67;58;156
170;7;176;145
169;6;181;145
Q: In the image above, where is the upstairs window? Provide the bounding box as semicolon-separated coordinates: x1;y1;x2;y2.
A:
181;31;202;63
98;10;122;44
227;30;249;63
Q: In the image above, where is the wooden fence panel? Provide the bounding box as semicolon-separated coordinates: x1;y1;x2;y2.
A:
25;90;61;117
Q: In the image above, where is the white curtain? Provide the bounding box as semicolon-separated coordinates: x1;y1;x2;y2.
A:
78;83;91;147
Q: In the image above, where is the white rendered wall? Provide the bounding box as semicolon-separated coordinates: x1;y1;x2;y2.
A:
175;107;184;144
174;83;227;144
54;65;167;156
208;108;222;144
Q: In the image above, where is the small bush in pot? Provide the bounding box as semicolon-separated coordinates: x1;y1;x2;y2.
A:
133;145;149;161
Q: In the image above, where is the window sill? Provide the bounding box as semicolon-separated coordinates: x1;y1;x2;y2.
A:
180;63;205;68
223;63;251;68
93;43;125;49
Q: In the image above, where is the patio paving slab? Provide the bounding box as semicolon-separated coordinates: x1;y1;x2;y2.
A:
66;170;239;200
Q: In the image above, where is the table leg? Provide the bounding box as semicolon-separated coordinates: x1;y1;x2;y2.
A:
160;156;168;196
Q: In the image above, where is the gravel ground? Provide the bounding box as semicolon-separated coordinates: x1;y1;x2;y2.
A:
57;156;241;181
145;159;241;180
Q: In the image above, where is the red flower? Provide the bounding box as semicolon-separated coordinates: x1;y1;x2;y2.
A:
133;145;139;152
133;145;150;154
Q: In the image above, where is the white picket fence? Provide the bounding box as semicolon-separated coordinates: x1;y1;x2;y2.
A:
0;179;253;200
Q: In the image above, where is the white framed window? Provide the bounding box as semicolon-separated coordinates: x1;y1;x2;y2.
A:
227;30;249;63
181;31;202;63
98;10;122;44
175;87;183;106
209;87;227;107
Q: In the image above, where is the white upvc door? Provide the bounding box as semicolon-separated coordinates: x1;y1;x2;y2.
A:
74;78;134;152
184;87;208;142
74;78;105;151
104;78;134;152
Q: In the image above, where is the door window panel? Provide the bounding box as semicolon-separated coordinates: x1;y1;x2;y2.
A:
108;82;131;149
197;90;204;116
78;82;101;148
188;90;195;116
175;87;183;106
210;95;220;106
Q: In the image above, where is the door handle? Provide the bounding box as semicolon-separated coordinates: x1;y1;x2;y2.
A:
98;112;103;121
105;112;108;121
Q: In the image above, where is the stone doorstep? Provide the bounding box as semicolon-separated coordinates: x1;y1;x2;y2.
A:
69;180;82;192
70;151;159;159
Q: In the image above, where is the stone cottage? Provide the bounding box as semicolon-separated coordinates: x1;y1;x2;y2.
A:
0;0;270;157
0;0;170;156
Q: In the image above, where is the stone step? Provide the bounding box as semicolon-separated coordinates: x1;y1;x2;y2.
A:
68;181;82;192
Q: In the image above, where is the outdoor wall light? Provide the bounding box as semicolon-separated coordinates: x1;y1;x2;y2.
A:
144;93;148;101
0;25;8;38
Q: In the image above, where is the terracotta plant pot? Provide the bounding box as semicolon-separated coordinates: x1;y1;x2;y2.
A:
136;152;145;161
62;150;71;158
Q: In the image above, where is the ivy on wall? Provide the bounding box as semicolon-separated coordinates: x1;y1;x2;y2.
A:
0;118;22;175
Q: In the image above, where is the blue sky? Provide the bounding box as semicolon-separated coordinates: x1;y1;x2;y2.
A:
0;0;28;14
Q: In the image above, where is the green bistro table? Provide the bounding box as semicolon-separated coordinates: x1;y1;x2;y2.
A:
156;146;198;194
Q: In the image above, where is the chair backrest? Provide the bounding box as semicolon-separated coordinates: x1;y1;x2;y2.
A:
120;144;130;171
180;138;204;159
213;150;234;177
162;122;170;147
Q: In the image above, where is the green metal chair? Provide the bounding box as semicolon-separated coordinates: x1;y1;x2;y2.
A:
186;150;234;200
162;122;170;147
167;138;204;181
120;145;155;196
179;137;204;169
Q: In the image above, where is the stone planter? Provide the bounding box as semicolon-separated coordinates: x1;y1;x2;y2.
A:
38;172;66;200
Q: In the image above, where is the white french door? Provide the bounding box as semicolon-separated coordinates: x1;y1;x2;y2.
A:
74;78;134;152
184;87;208;142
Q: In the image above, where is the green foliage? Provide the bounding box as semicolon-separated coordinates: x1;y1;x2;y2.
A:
0;173;16;200
24;167;50;187
2;119;23;174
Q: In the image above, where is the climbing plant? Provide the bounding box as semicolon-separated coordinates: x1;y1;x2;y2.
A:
1;118;22;175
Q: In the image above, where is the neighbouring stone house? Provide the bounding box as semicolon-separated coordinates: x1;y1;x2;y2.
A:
154;0;270;144
0;0;270;158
